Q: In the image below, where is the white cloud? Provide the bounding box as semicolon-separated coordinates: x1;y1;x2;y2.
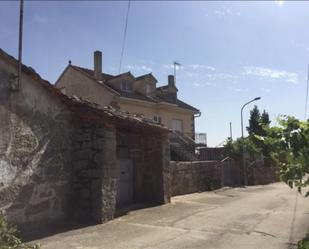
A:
34;15;47;24
214;9;227;16
243;66;298;84
213;7;241;17
163;64;183;70
193;81;216;88
233;87;249;92
188;64;216;71
124;64;152;72
261;87;271;93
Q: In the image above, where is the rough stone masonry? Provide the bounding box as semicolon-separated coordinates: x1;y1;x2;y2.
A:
0;48;170;237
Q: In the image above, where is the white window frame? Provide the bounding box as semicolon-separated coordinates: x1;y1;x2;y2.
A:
153;115;162;124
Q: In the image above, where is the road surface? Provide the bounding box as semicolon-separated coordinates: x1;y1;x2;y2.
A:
38;183;309;249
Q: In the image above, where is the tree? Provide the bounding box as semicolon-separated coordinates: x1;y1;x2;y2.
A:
247;106;271;137
247;105;261;136
260;110;271;136
227;112;309;194
261;110;271;126
257;116;309;194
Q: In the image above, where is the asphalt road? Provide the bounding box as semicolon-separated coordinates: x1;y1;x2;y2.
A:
38;183;309;249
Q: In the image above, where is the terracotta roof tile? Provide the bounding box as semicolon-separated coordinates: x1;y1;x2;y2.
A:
0;48;167;130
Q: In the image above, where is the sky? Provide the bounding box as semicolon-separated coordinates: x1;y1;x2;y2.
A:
1;1;309;146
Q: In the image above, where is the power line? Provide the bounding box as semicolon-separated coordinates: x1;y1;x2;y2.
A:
17;0;24;91
118;0;131;74
304;63;309;120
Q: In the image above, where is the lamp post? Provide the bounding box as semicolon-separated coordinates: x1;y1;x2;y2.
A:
241;97;261;185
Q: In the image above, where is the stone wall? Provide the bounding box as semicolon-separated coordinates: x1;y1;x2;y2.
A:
0;57;73;233
248;167;279;185
0;50;171;237
170;161;222;196
170;161;279;197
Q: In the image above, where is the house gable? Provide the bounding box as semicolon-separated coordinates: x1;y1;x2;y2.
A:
55;65;119;108
134;73;157;97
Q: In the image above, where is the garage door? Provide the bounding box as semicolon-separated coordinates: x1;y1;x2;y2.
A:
116;159;133;208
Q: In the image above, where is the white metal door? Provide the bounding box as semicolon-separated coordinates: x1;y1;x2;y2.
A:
116;159;133;208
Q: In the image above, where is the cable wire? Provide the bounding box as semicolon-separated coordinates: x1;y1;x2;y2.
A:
118;0;131;74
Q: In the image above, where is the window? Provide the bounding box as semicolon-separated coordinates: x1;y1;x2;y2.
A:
171;119;183;132
153;115;162;124
121;81;132;92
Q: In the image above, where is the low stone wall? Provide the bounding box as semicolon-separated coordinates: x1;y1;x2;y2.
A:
170;161;222;196
248;167;279;185
171;161;280;197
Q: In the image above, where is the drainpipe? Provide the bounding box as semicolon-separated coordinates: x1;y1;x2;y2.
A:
194;111;201;118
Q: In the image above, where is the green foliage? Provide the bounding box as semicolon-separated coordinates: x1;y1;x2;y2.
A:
267;116;309;194
247;105;261;136
226;106;275;167
298;233;309;249
226;106;309;194
0;212;39;249
225;137;261;163
247;105;271;137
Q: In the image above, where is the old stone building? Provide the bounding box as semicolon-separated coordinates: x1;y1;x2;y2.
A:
0;48;170;236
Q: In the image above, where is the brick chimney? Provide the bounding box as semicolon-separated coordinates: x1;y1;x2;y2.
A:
168;75;175;87
94;50;102;81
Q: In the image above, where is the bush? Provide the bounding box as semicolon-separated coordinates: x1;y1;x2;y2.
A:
298;238;309;249
0;212;39;249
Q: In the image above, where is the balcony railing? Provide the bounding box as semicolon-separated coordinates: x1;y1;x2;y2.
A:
183;132;207;147
170;131;207;147
169;131;207;161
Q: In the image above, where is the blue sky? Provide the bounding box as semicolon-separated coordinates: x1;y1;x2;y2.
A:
1;1;309;146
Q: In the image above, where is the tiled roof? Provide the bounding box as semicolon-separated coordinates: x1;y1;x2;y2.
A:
72;65;115;81
69;65;198;112
175;99;199;112
156;85;169;90
0;48;167;130
135;73;157;83
115;89;157;103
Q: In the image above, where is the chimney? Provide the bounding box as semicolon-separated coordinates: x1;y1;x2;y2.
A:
168;75;175;87
94;50;102;81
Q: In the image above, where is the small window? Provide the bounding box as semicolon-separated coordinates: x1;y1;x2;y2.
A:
121;81;132;92
154;115;162;123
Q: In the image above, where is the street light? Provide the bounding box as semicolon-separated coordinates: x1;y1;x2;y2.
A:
241;97;261;185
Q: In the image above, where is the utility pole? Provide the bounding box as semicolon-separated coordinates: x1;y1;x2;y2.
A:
17;0;24;90
304;63;309;120
229;122;233;141
241;97;261;186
